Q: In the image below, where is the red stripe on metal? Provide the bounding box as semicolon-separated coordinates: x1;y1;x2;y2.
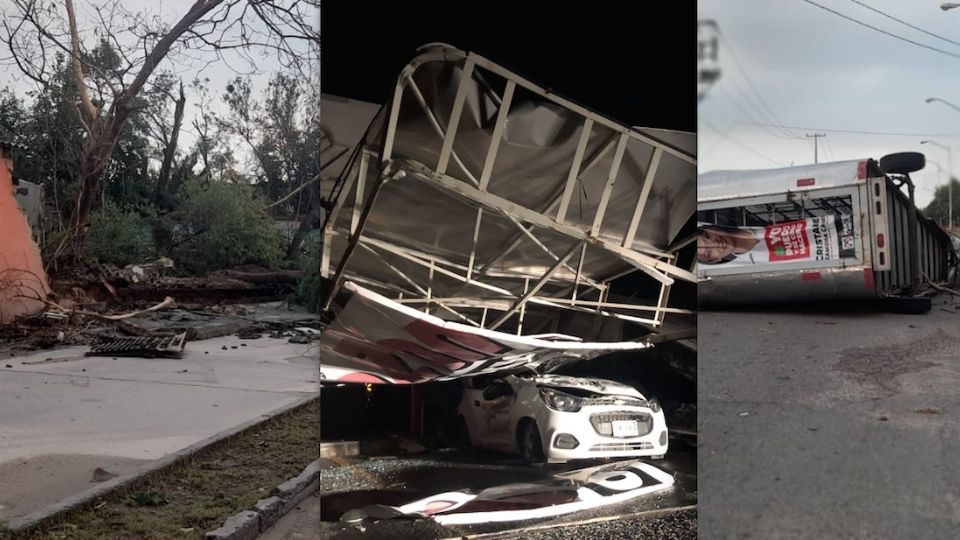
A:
801;272;822;281
864;268;875;290
857;160;867;180
796;177;815;187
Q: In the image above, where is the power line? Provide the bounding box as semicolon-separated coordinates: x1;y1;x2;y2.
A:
741;121;960;138
716;29;800;139
822;135;838;162
717;86;801;140
701;119;787;166
801;0;960;60
847;0;960;50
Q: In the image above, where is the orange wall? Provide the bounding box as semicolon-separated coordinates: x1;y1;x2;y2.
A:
0;150;50;323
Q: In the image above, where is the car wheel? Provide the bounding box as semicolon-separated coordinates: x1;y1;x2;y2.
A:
518;420;545;465
455;415;472;448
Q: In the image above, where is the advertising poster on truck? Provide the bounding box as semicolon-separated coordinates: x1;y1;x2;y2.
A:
696;213;855;270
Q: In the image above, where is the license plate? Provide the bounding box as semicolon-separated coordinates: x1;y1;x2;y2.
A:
611;420;639;437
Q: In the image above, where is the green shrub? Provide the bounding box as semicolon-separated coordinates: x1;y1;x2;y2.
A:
84;202;156;266
291;230;322;311
170;180;283;273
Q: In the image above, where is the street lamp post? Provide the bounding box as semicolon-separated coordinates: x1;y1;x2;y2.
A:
926;97;960;114
921;140;953;230
927;159;944;225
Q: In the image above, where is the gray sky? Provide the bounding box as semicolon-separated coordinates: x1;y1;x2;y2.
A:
698;0;960;207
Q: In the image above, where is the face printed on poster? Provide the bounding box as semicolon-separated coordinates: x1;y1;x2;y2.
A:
696;214;855;267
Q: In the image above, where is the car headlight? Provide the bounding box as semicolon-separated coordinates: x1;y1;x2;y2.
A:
649;399;661;413
539;388;583;412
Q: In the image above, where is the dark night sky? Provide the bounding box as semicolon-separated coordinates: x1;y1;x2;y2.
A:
320;2;695;132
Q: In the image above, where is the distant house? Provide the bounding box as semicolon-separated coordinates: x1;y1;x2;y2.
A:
0;141;50;323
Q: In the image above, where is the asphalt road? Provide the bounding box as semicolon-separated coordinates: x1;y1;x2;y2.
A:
699;298;960;539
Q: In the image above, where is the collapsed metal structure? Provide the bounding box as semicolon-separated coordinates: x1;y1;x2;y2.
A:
321;45;696;339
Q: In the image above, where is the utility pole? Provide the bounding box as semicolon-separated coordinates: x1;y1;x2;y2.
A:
806;133;826;164
698;20;721;103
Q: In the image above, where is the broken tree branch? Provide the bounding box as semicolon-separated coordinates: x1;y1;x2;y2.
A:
65;0;99;121
43;295;175;322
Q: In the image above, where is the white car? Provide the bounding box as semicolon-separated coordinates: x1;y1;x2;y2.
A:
457;373;668;463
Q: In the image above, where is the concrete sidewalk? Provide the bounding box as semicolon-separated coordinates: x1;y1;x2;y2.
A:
0;334;319;524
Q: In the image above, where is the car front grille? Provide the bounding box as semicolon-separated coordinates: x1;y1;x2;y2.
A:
590;412;653;437
590;441;654;451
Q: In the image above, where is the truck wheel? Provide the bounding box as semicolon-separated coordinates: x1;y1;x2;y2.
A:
880;152;925;175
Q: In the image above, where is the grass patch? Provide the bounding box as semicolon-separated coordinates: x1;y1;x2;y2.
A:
3;399;319;540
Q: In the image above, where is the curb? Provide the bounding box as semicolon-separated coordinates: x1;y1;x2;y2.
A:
2;393;319;533
204;459;321;539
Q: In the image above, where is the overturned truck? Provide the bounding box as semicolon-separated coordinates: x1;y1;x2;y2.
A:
318;45;697;384
697;153;956;310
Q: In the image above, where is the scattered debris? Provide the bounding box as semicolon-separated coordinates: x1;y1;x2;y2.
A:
86;332;187;359
222;269;304;285
395;437;426;455
739;412;749;417
92;467;118;482
914;407;944;415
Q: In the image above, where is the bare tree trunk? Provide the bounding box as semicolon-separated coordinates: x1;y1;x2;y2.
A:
285;194;322;260
155;83;186;204
60;0;226;262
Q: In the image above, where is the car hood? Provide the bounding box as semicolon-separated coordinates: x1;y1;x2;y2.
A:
534;375;645;400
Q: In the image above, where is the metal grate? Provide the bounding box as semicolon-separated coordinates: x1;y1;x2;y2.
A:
87;332;187;359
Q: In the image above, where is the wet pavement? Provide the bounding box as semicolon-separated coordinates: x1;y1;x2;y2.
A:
318;445;696;539
700;298;960;539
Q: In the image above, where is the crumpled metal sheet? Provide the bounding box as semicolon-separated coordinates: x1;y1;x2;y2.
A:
339;459;674;526
319;282;648;384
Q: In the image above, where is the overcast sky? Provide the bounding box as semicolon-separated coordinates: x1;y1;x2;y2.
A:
698;0;960;207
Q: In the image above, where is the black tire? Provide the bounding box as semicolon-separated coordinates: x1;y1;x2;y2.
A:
880;152;925;175
518;419;545;465
886;296;931;314
454;415;472;449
